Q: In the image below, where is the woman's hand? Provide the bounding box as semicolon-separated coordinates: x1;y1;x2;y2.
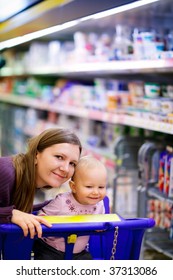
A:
11;209;52;239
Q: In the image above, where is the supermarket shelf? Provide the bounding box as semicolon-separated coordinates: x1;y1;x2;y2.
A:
1;93;173;135
145;228;173;259
0;93;89;118
1;60;173;77
27;60;173;75
147;187;173;204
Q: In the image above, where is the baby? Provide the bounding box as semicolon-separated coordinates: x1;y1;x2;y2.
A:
33;155;107;260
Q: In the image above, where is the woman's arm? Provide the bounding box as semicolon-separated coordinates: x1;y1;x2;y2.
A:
0;157;52;238
33;200;51;212
0;205;15;223
0;157;16;223
11;209;52;238
0;206;52;238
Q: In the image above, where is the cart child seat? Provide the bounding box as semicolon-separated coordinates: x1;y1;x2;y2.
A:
0;197;155;260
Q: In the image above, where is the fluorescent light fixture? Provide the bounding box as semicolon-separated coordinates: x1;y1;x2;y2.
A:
88;0;160;20
0;20;79;50
0;0;32;22
0;0;160;51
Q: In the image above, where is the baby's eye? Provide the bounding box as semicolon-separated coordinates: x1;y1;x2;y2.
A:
99;186;105;189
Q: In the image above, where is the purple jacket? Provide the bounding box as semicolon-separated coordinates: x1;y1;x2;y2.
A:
0;156;49;223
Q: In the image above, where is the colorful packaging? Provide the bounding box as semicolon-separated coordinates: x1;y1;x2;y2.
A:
168;156;173;198
158;151;167;192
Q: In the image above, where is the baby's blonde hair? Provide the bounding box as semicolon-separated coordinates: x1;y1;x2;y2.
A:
72;155;107;181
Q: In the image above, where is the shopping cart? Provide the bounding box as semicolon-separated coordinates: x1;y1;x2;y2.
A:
113;135;144;215
0;207;155;260
137;141;158;217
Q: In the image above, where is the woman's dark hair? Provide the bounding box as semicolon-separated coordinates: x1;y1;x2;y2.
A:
12;128;82;212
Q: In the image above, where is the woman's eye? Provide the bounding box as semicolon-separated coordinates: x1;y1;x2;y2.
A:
70;162;76;167
56;155;63;160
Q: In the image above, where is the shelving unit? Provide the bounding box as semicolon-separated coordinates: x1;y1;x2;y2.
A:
1;91;173;134
2;59;173;76
141;185;173;259
0;0;173;259
137;140;173;259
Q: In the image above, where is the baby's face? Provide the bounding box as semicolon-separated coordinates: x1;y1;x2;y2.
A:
71;167;107;205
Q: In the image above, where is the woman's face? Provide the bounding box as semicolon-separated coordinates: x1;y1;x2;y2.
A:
35;143;80;188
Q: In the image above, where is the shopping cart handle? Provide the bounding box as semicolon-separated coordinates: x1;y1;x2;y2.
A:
0;214;155;236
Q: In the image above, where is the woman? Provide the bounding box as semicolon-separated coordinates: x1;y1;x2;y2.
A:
0;127;82;239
